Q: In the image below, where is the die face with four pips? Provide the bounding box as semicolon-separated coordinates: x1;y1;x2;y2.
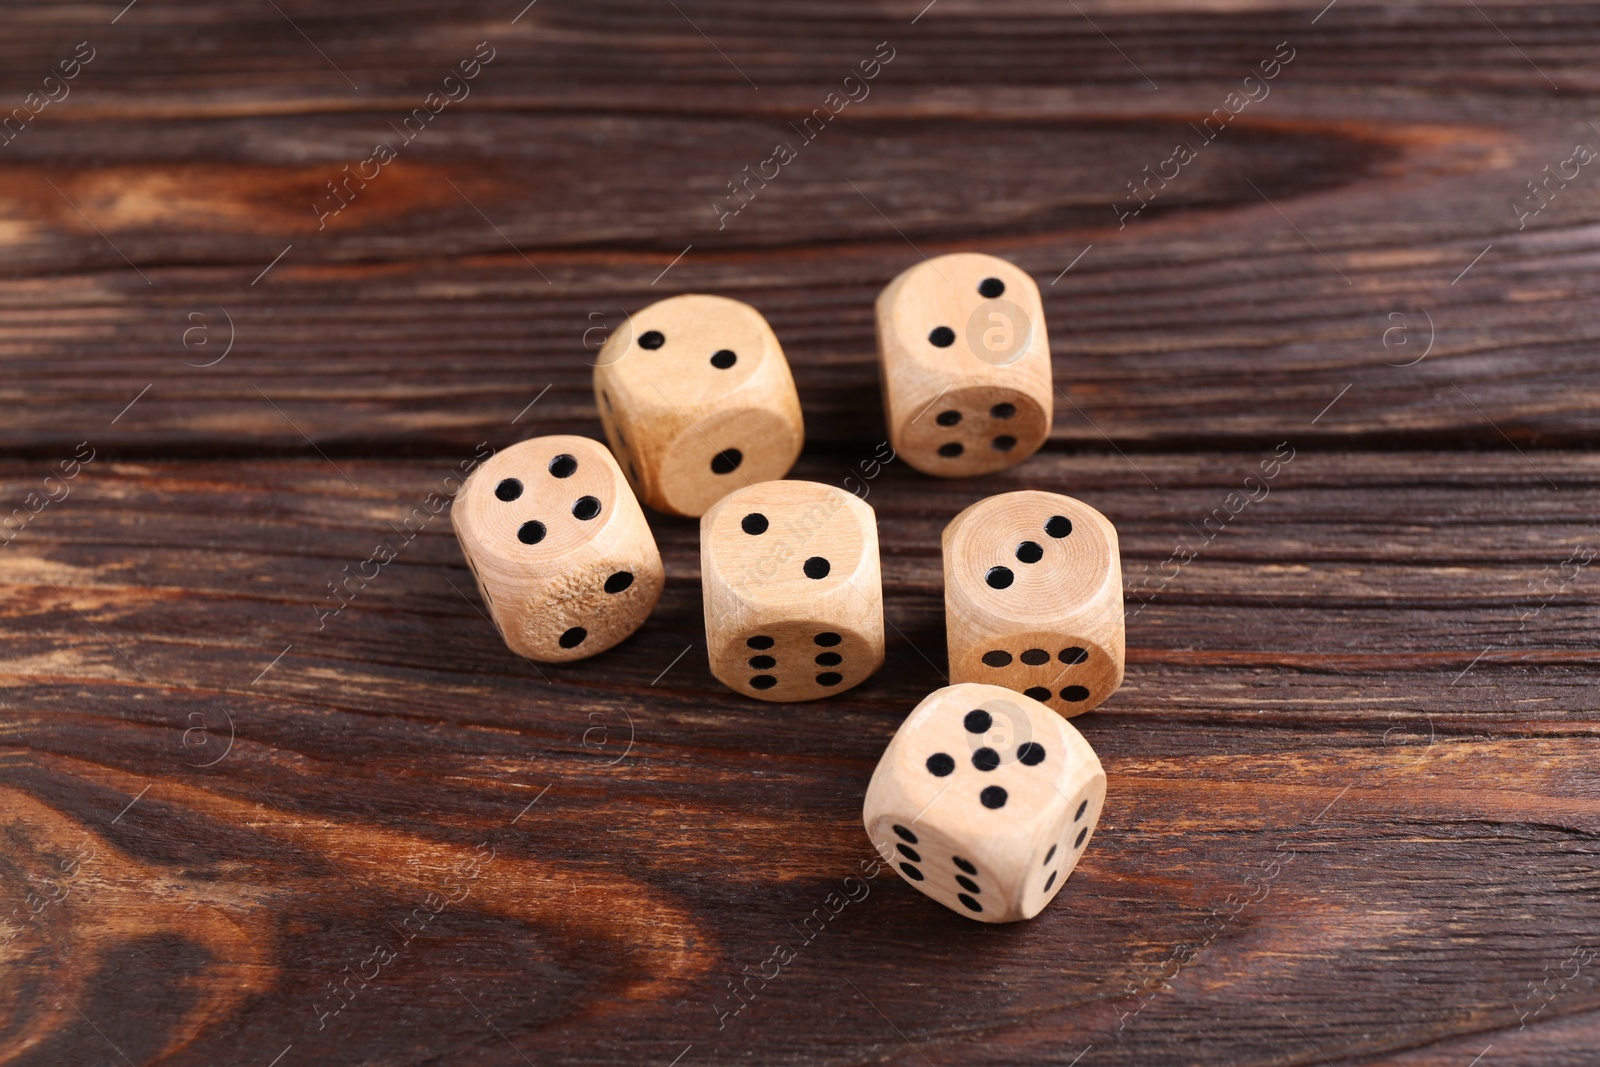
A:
593;293;805;517
876;252;1053;478
700;480;885;702
452;435;664;663
943;490;1124;717
863;683;1106;923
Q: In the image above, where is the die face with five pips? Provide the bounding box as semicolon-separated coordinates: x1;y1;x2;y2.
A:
876;252;1053;478
863;683;1106;923
594;293;805;517
700;480;885;702
452;435;664;663
943;490;1124;717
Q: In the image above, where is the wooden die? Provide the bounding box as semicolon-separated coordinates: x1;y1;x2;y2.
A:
876;252;1052;478
700;480;885;701
863;682;1106;923
452;435;663;662
943;490;1124;716
593;293;804;517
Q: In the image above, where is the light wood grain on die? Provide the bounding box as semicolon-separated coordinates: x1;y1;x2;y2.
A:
594;294;804;517
453;435;663;662
864;683;1106;923
701;480;885;701
943;490;1124;716
876;253;1052;478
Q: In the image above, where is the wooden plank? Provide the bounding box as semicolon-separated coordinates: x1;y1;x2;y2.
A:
1;6;1598;452
3;450;1598;714
5;2;1600;1064
3;451;1598;1062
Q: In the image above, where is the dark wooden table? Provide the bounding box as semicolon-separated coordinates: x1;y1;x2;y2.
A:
4;2;1599;1065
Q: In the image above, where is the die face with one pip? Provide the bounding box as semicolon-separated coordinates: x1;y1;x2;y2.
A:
944;490;1124;717
594;294;804;517
863;683;1106;923
701;480;885;702
876;252;1053;478
452;435;664;663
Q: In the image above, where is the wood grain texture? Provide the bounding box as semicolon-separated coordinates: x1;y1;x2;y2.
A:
943;490;1125;717
2;1;1599;1065
877;252;1053;477
594;293;804;516
862;681;1108;923
700;479;885;702
452;434;665;662
0;3;1597;456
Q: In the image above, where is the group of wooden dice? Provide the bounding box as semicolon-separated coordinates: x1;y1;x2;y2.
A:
452;253;1121;924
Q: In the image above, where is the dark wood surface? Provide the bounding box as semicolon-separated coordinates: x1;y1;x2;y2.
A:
3;3;1599;1065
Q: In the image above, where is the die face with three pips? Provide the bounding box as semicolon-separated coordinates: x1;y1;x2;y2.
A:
594;293;804;517
864;683;1106;923
700;480;885;702
943;489;1125;717
876;252;1053;479
452;435;663;663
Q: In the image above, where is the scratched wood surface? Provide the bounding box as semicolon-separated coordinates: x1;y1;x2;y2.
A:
3;2;1600;1065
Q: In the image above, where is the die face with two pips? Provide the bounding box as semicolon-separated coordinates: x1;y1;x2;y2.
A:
452;435;664;663
944;490;1124;717
594;294;805;517
863;683;1106;923
700;480;885;701
876;253;1053;478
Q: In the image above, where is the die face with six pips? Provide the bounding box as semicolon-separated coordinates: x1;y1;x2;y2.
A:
876;252;1053;479
943;490;1125;717
700;479;885;702
452;435;664;663
593;293;804;517
863;683;1106;923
